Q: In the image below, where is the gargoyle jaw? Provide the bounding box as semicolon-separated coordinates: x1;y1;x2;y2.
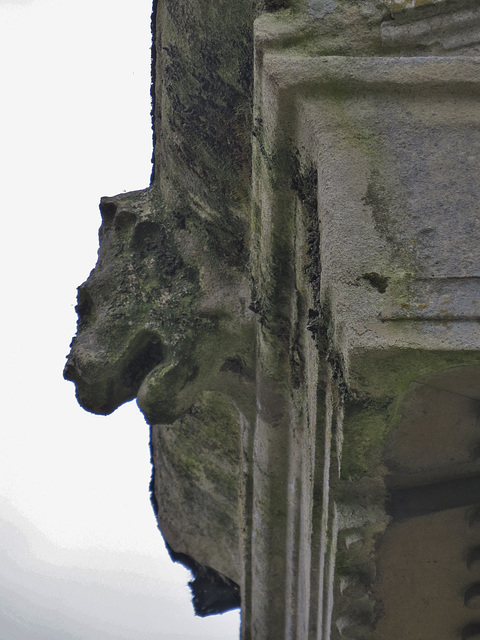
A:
64;330;164;416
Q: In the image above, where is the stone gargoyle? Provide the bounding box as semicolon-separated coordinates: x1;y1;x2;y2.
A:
64;182;256;614
64;0;257;616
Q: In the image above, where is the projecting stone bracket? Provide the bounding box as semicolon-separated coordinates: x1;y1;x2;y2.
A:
64;183;256;612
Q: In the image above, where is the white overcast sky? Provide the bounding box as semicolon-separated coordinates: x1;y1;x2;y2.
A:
0;0;240;637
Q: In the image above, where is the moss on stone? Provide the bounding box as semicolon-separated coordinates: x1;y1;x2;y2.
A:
154;390;242;532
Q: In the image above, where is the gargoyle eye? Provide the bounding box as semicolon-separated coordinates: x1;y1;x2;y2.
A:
131;221;166;255
114;210;136;231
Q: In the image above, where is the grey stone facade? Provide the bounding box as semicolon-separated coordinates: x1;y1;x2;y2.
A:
66;0;480;637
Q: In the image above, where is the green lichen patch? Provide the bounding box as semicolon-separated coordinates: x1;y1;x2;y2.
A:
340;397;394;480
153;390;242;533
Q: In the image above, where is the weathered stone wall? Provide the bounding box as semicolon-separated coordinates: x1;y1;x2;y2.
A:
66;0;480;637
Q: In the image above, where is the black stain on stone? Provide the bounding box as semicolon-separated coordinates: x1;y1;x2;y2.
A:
121;331;163;391
75;285;95;330
388;475;480;521
361;272;389;294
99;199;117;225
166;543;241;617
220;356;245;375
462;622;480;640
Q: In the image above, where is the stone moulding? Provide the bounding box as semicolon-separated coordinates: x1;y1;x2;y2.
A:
381;4;480;50
251;42;480;639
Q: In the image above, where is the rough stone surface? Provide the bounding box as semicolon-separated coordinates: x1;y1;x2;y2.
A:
65;0;480;637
